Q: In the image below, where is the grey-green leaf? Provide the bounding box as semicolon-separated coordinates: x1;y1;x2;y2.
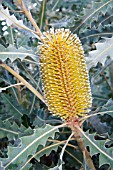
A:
83;131;113;168
86;37;113;69
0;120;33;139
0;44;37;62
0;5;29;30
74;0;113;33
0;124;59;169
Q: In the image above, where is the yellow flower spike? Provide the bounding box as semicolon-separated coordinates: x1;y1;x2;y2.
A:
39;28;92;121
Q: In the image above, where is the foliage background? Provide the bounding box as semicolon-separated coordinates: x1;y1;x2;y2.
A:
0;0;113;169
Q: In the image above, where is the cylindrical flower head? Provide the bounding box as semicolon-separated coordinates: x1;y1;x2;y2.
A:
39;28;92;121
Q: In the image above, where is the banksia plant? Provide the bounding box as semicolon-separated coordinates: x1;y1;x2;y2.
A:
39;28;92;121
1;1;113;169
39;28;96;169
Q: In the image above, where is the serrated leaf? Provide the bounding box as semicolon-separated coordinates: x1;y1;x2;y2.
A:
80;24;113;46
0;44;37;62
83;131;113;168
21;141;61;170
0;124;59;169
0;5;29;31
74;0;113;33
86;37;113;69
0;120;33;139
35;142;59;162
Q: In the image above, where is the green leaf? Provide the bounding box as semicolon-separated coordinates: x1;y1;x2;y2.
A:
74;0;113;33
0;120;33;139
80;24;113;47
35;142;59;162
0;44;37;62
20;141;60;169
86;37;113;69
83;131;113;168
99;98;113;118
1;94;23;118
0;124;59;169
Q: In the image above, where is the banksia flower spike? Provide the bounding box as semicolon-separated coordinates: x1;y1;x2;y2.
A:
39;28;92;121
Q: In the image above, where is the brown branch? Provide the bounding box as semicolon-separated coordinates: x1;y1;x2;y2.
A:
67;119;96;170
17;0;43;37
0;63;45;104
75;129;96;170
